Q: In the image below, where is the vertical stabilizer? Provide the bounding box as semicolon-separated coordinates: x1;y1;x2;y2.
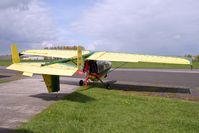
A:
11;44;20;64
42;74;60;93
77;46;82;70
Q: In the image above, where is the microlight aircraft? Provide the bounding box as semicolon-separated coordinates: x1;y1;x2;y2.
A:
7;44;191;93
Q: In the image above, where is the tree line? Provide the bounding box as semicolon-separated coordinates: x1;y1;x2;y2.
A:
44;45;85;50
184;54;199;61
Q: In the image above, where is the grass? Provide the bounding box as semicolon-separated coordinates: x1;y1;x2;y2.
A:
0;77;19;84
112;61;199;69
0;78;21;84
0;79;6;83
0;59;12;66
0;59;46;66
17;87;199;133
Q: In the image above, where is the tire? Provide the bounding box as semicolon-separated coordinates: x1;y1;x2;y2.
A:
79;80;84;86
106;83;110;89
104;74;107;78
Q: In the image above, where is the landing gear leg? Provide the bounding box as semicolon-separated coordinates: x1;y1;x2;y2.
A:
84;76;89;89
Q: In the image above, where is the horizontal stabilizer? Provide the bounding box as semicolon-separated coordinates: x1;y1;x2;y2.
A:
7;63;77;76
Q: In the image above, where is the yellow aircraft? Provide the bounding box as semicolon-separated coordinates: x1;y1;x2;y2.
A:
7;44;192;93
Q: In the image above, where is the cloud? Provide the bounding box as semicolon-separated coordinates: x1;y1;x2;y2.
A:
0;0;56;54
72;0;199;55
1;0;198;56
0;0;30;10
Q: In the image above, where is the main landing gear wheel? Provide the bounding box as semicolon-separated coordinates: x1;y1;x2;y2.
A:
79;80;84;86
106;83;110;89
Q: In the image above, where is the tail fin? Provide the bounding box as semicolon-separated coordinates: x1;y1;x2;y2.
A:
77;46;82;70
42;74;60;93
11;44;20;64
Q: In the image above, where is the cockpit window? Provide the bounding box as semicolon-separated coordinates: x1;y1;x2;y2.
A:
84;60;112;74
88;60;98;73
97;61;112;73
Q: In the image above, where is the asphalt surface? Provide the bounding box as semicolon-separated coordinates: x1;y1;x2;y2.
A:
1;66;199;92
0;78;77;130
1;66;199;130
70;68;199;94
56;68;199;100
1;66;199;94
107;69;199;89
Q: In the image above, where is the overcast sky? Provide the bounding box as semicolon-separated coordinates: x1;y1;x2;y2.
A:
0;0;199;56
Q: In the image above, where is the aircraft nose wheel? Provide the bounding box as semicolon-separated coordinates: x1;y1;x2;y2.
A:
79;80;84;86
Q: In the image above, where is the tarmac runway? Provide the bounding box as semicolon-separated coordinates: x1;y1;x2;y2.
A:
70;68;199;95
1;66;199;93
107;69;199;89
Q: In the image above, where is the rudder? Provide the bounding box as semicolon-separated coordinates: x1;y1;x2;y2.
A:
11;44;20;64
42;74;60;93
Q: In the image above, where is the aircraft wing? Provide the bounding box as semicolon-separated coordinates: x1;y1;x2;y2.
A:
21;50;91;59
86;52;191;65
7;62;78;77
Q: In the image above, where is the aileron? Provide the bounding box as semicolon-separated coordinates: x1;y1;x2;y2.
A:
7;63;77;76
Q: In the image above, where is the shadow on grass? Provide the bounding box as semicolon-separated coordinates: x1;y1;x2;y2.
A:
0;128;34;133
63;92;95;103
61;80;191;94
29;92;95;103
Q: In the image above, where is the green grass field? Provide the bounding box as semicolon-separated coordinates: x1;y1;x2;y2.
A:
0;59;12;66
111;61;199;69
0;79;6;83
17;87;199;133
0;59;47;66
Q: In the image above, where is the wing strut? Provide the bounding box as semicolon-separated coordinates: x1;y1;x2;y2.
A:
108;62;128;74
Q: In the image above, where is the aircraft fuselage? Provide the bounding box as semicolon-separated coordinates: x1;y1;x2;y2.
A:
83;60;112;80
80;60;112;87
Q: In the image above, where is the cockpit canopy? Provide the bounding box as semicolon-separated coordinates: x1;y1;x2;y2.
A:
84;60;112;74
97;61;112;74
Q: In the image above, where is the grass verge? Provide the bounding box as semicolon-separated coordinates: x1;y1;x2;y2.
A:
0;59;11;66
112;61;199;69
17;87;199;133
0;79;6;83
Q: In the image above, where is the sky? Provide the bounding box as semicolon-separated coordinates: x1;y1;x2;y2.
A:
0;0;199;56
